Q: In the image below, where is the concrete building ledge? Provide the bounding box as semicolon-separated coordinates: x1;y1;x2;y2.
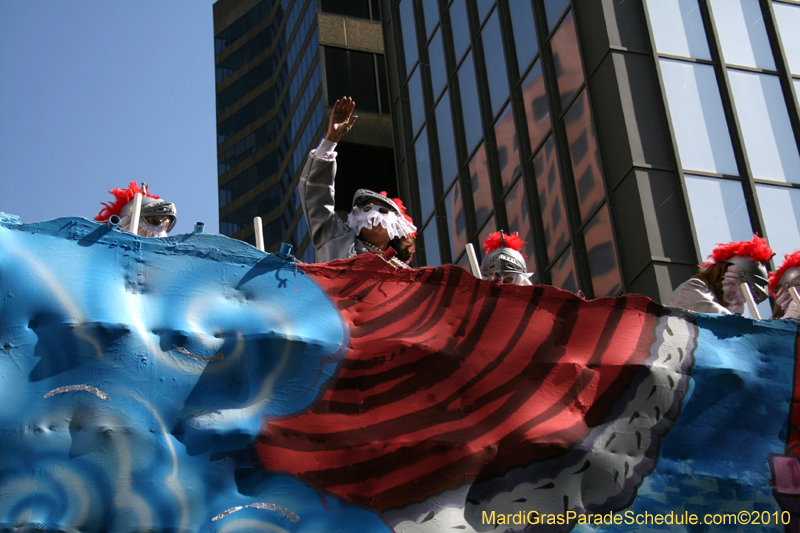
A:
318;13;384;53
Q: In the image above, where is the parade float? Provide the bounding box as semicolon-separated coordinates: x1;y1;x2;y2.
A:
0;213;796;532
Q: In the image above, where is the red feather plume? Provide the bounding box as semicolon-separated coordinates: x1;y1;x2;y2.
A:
94;181;160;221
769;250;800;295
483;231;526;255
701;234;774;268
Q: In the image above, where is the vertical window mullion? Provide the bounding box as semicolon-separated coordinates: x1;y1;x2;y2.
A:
419;0;451;264
700;0;768;241
433;0;463;264
456;0;489;259
480;1;521;245
387;1;416;258
498;0;547;284
503;0;549;282
418;0;448;265
373;54;381;114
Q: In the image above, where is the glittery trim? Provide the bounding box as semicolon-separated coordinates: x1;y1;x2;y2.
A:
173;345;224;362
211;502;300;523
44;385;109;401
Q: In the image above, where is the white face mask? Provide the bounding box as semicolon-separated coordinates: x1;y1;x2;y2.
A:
346;204;416;240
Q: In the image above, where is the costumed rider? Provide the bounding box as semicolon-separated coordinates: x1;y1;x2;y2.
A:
298;96;417;266
95;181;177;238
769;251;800;320
664;234;773;314
481;231;534;286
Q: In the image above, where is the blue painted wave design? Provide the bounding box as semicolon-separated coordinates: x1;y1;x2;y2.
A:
0;214;390;532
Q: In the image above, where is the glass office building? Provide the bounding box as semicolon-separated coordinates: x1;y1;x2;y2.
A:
213;0;393;262
381;0;800;304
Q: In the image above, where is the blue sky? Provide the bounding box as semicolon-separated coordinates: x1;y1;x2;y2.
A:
0;1;219;234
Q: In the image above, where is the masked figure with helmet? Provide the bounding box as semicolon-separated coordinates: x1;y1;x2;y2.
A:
769;251;800;320
480;231;534;286
94;181;177;238
665;235;773;314
299;97;417;266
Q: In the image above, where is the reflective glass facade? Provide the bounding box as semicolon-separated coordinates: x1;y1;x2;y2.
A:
214;0;393;261
382;0;800;302
646;0;800;262
383;0;621;298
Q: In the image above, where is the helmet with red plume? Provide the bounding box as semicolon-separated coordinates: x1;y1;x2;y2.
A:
701;235;774;303
770;251;800;295
95;181;177;236
481;231;528;280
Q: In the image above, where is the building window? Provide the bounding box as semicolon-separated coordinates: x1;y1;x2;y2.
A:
495;104;521;192
647;0;800;281
545;0;571;31
459;51;482;154
504;178;536;276
216;18;281;85
324;47;389;114
398;0;418;74
478;215;497;261
444;181;467;261
564;90;604;221
756;183;800;260
422;218;441;266
436;90;458;187
646;0;710;60
420;0;438;41
415;128;435;223
659;59;738;175
449;0;471;65
469;143;493;229
709;0;775;70
476;0;494;25
407;65;425;134
582;204;622;297
320;0;380;21
428;29;447;101
535;137;569;263
214;0;274;55
550;12;584;111
508;0;538;72
550;247;578;294
773;2;800;76
482;9;509;118
521;59;550;154
684;175;753;260
728;70;800;184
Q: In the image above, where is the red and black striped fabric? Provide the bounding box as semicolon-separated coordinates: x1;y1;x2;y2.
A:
257;254;662;510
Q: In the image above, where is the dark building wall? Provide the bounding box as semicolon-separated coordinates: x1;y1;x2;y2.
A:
572;0;698;301
316;4;399;219
213;0;398;262
214;0;324;262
